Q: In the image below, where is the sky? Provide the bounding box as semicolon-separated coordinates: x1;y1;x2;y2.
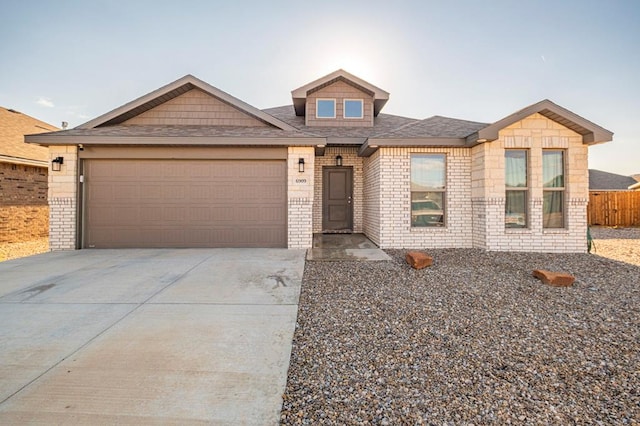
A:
1;0;638;175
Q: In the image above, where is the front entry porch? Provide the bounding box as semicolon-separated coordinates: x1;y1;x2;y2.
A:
306;233;391;261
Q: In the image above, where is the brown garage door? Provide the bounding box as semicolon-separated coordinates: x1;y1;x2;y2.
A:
83;159;286;248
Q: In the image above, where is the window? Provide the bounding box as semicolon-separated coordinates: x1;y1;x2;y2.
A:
344;99;363;118
505;150;528;228
316;99;335;118
543;150;565;228
411;154;446;227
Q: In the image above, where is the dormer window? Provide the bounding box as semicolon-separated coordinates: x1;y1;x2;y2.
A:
344;99;363;119
316;99;336;118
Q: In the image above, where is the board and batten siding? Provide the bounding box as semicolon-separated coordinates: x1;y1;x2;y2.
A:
123;88;268;127
305;80;374;127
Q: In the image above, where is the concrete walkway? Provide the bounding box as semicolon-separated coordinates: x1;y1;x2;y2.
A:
0;248;305;425
306;234;391;261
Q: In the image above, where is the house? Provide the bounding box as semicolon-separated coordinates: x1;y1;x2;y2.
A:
589;169;638;191
0;107;58;243
26;70;613;252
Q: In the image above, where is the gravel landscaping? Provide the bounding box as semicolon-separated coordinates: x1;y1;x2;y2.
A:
281;229;640;424
0;237;48;262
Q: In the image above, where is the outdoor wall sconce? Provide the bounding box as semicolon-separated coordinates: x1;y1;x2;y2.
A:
336;155;343;166
298;158;305;173
51;156;64;171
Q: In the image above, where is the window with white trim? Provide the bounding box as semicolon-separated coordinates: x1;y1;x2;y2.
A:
411;154;446;227
542;150;565;228
505;149;528;228
316;99;336;118
344;99;363;119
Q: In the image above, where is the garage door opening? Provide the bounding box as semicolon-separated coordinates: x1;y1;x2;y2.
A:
83;159;287;248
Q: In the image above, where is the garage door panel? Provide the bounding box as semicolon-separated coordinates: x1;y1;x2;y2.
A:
84;159;286;248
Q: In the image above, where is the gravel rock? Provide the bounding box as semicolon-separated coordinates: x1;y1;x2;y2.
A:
590;227;640;266
0;238;49;262
281;230;640;425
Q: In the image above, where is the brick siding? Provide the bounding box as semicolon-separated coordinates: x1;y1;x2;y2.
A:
0;162;49;243
48;146;78;250
313;147;364;233
288;147;314;248
375;147;473;249
470;113;589;253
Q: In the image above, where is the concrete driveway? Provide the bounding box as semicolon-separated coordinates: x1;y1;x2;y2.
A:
0;248;305;425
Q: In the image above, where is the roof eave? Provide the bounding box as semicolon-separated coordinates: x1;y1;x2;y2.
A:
24;134;325;147
472;99;613;145
359;137;468;157
0;155;48;167
78;75;298;132
291;69;390;117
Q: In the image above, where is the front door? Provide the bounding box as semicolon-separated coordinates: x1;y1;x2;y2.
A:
322;166;353;232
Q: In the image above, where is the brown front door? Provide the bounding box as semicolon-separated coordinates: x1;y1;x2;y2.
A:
322;166;353;232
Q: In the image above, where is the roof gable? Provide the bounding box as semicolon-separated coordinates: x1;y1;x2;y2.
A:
469;99;613;145
0;107;57;165
79;75;297;131
121;88;268;127
291;69;389;117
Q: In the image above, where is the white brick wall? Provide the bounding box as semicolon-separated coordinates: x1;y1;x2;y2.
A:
49;197;76;250
376;147;473;249
48;146;77;250
312;147;364;233
471;113;589;253
288;147;315;248
363;150;381;245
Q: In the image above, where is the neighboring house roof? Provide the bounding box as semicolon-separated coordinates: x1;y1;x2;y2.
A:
469;99;613;145
0;107;57;166
589;169;638;190
629;181;640;191
79;74;297;131
291;69;390;117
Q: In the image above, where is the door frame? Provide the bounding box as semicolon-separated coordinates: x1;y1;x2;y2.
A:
322;166;353;232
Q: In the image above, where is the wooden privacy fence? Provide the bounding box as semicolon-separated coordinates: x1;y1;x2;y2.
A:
588;191;640;227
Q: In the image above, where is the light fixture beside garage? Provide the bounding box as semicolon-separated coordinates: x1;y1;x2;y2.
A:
51;156;64;171
298;158;305;173
336;155;343;167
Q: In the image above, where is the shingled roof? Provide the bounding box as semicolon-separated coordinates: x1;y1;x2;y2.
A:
0;107;57;166
375;115;488;138
589;169;638;191
262;105;419;138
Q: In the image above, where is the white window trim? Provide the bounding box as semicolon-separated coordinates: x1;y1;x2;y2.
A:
343;99;364;119
316;98;336;119
410;153;447;228
505;149;529;229
542;149;567;229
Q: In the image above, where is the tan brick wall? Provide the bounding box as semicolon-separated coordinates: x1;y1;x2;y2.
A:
471;113;589;253
288;147;314;248
48;146;78;250
313;147;364;233
376;147;473;249
124;89;268;127
0;162;49;243
305;80;374;127
0;205;49;243
0;162;48;206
